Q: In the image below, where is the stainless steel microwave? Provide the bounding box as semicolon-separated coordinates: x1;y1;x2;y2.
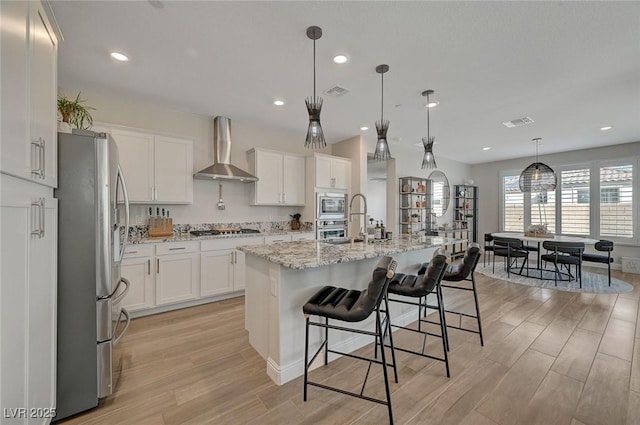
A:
317;192;348;219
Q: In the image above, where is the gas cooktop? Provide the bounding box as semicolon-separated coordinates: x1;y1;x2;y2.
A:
189;228;261;237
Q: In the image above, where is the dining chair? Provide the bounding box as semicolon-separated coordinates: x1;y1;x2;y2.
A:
541;241;585;287
492;236;530;277
580;240;614;286
483;233;495;267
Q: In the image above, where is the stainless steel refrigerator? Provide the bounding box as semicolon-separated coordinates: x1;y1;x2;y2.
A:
54;130;131;421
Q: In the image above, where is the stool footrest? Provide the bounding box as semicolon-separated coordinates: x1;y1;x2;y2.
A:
306;381;390;406
385;343;448;363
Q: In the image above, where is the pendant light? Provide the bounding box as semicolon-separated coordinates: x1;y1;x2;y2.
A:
305;26;325;149
421;89;437;169
518;138;557;192
373;64;391;161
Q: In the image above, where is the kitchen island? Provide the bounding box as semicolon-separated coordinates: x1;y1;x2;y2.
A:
238;235;461;385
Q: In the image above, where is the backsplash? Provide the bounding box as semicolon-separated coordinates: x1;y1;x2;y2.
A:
128;220;314;239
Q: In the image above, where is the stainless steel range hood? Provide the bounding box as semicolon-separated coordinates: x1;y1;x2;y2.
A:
193;116;258;182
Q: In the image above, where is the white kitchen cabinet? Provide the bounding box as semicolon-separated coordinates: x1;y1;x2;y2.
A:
121;245;155;312
1;0;57;188
110;128;194;204
1;174;57;423
310;153;351;191
155;243;199;305
248;148;305;206
201;249;235;296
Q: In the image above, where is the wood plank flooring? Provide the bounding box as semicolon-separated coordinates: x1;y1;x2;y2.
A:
58;266;640;425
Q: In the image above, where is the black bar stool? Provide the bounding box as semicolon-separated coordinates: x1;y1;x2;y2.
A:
441;243;484;346
302;256;398;425
385;249;450;377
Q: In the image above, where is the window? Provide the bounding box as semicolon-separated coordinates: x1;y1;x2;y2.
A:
560;168;590;235
600;164;633;237
500;159;636;243
503;174;523;231
530;191;555;233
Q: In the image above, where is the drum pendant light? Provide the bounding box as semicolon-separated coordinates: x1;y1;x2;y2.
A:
373;64;391;161
305;26;325;149
518;138;557;192
421;89;437;169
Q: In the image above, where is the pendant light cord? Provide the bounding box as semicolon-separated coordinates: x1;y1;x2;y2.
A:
427;93;431;139
381;71;384;122
313;39;316;100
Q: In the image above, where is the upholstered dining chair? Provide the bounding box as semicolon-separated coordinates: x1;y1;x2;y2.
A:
580;240;614;286
541;240;585;287
492;236;530;277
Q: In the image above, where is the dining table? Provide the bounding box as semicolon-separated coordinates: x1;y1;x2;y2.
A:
490;232;600;280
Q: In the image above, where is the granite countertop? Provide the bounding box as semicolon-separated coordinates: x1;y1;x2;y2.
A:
237;236;464;270
129;230;314;245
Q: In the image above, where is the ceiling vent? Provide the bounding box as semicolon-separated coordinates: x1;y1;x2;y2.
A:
324;85;350;97
502;116;535;128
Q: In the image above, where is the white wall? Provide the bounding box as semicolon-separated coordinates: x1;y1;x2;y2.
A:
367;179;388;225
61;87;332;224
471;141;640;262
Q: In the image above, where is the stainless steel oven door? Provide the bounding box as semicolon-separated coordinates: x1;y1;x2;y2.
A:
317;227;347;240
317;193;347;219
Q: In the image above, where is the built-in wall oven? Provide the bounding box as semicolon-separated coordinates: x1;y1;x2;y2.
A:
317;219;348;240
316;192;348;240
317;192;348;219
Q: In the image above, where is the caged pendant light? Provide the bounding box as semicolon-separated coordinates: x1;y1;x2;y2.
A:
373;64;391;161
518;138;557;192
421;89;437;169
305;26;325;149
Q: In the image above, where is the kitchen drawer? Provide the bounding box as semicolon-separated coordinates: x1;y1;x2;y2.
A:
155;241;198;256
264;235;290;244
124;244;155;258
201;236;263;252
290;232;314;241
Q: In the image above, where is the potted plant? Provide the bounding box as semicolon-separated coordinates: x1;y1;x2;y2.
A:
57;92;95;132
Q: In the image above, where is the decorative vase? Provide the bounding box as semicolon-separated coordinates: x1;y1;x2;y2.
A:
291;220;300;230
57;121;72;134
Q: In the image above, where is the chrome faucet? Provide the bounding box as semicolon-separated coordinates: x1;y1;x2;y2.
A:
349;193;368;223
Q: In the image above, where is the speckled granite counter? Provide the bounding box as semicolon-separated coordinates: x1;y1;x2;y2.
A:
238;236;462;270
129;231;313;244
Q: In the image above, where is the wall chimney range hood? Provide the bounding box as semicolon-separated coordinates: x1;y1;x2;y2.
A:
193;116;258;182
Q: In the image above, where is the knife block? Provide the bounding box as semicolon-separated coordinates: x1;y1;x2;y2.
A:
148;218;173;237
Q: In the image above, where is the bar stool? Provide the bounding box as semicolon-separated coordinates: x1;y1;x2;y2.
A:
302;256;398;425
441;243;484;346
385;249;450;377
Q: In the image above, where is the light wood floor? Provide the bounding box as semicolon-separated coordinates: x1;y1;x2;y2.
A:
59;265;640;425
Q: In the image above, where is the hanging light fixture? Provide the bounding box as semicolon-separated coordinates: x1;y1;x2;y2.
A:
518;138;557;192
373;64;391;161
421;89;437;169
305;26;325;149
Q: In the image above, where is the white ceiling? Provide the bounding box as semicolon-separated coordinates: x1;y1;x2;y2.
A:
50;1;640;164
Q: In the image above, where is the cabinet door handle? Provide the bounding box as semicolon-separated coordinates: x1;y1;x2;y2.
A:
30;198;44;238
230;252;234;264
155;187;158;200
282;193;286;203
31;138;44;179
168;247;185;251
147;259;151;275
157;258;160;274
151;187;155;200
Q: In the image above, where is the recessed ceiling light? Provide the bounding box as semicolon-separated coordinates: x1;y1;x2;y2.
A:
273;100;285;106
110;52;129;62
333;55;348;64
360;126;369;131
600;125;613;131
482;147;492;151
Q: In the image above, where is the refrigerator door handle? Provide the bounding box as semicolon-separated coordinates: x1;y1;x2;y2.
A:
111;277;130;305
115;165;130;262
112;308;130;346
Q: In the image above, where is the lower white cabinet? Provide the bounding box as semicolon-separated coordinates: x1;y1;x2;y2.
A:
155;242;199;305
121;245;155;312
0;174;57;423
200;249;235;296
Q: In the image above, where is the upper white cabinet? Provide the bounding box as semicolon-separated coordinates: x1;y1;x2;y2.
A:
109;128;194;204
248;148;305;206
310;153;351;191
1;0;57;188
